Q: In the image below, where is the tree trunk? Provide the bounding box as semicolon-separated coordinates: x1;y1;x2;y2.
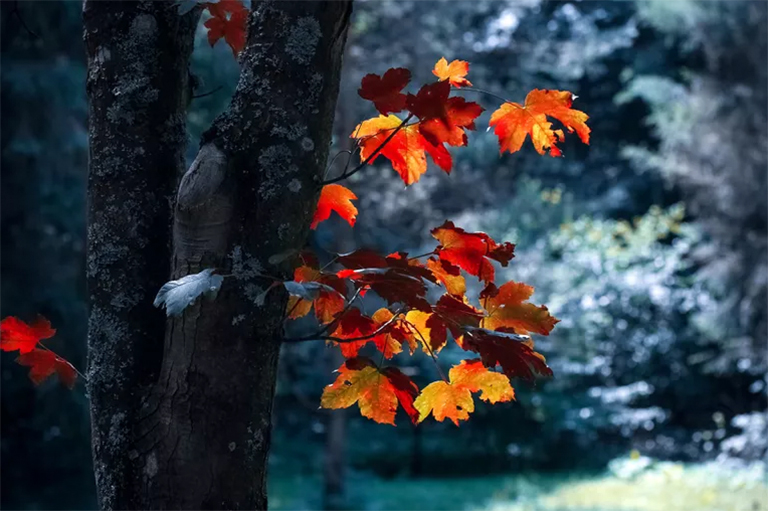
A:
85;1;352;509
84;2;200;509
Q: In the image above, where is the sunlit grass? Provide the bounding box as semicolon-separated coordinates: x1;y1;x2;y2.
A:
481;460;767;511
270;459;768;511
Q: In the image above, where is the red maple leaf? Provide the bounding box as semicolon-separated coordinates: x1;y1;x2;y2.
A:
204;1;248;56
381;366;420;424
1;316;56;354
459;327;552;383
431;221;515;283
16;349;77;389
358;68;411;115
406;80;483;147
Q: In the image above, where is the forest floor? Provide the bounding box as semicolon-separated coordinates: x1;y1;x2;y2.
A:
269;457;767;511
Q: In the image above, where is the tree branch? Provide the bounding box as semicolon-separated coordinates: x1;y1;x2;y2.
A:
320;114;414;185
283;307;406;344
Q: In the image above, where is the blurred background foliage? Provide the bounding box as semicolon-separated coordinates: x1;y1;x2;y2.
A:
1;1;766;510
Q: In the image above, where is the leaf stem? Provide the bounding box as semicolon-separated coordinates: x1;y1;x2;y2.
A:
408;250;436;261
403;319;448;383
457;86;512;105
37;342;88;382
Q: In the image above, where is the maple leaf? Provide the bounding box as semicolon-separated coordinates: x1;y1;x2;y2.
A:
414;359;514;425
480;282;558;336
329;308;378;358
204;3;248;56
432;57;472;88
432;294;483;338
321;357;413;425
338;267;431;312
489;89;590;157
16;349;77;389
311;184;358;230
285;264;346;324
335;251;435;312
370;308;406;359
381;366;420;424
358;68;411;115
406;80;484;147
1;316;56;354
460;327;553;382
426;257;466;297
431;221;515;283
404;310;447;353
206;0;246;18
353;115;451;185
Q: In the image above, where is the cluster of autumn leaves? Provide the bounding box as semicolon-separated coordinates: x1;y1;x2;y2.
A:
310;57;590;233
1;1;591;427
284;221;559;425
300;58;589;425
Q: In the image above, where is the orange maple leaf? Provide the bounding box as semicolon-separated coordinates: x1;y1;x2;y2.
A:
432;57;472;88
16;348;77;389
426;257;466;297
370;308;406;359
321;357;415;425
431;221;515;283
311;184;358;230
414;359;514;425
404;310;447;354
353;114;451;185
358;68;411;115
489;89;590;156
480;282;558;336
1;316;56;354
406;80;484;147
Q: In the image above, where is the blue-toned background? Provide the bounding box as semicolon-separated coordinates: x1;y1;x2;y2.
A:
2;2;766;510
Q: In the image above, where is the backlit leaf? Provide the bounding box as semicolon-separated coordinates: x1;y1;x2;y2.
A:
431;221;515;283
414;359;513;425
432;57;472;88
321;357;402;425
1;316;56;354
406;80;484;147
489;89;590;156
311;184;358;229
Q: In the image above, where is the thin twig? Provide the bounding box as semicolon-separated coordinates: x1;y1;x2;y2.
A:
284;306;405;344
320;114;414;186
192;85;224;99
403;319;448;382
408;250;437;261
9;1;39;39
457;86;511;105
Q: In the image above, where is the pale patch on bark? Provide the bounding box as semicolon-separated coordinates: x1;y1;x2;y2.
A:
177;143;227;208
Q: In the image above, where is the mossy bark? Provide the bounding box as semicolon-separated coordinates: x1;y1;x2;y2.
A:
85;1;352;509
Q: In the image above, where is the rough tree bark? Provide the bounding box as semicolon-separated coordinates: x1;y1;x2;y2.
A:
84;1;352;509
